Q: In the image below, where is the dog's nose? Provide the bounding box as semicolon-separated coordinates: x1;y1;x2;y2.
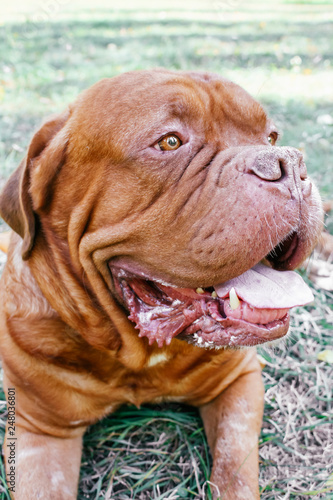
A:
248;146;307;182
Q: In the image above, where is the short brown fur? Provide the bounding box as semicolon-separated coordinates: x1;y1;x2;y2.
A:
0;70;323;499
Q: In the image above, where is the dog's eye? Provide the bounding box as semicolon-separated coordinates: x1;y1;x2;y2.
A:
155;134;182;151
268;132;279;146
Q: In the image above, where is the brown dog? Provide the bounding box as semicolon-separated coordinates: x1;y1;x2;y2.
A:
0;70;323;499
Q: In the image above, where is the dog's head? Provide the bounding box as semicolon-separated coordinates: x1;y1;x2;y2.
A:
0;70;323;351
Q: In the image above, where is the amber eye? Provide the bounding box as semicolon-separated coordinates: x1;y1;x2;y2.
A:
156;134;182;151
268;132;278;146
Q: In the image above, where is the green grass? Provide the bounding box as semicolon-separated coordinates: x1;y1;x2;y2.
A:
0;1;333;498
80;405;213;499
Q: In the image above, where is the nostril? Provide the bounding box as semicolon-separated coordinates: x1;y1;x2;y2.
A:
299;159;308;180
250;156;283;182
302;178;312;198
245;147;307;183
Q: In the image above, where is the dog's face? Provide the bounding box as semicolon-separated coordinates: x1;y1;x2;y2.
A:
0;70;323;350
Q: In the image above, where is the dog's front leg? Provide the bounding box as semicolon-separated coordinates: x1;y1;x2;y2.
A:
200;366;264;500
4;425;84;500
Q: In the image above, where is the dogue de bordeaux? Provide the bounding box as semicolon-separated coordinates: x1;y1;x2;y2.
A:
0;70;323;499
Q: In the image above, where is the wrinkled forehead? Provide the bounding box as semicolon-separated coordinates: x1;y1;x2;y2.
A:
70;71;268;147
161;72;268;125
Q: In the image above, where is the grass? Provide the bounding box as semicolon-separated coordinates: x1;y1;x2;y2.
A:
258;291;333;498
0;0;333;498
79;405;213;499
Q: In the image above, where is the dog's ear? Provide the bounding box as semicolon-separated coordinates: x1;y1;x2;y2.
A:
0;110;70;260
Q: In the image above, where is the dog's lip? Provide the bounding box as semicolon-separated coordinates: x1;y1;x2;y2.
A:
179;314;290;348
109;258;183;289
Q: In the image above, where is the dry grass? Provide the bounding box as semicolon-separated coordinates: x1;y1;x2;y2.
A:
258;284;333;498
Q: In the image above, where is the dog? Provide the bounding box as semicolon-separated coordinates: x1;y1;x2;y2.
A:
0;69;323;499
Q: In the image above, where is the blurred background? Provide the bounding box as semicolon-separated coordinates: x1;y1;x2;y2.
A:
0;1;332;499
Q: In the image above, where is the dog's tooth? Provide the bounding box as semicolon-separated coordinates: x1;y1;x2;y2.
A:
211;291;218;298
196;287;205;294
229;287;240;310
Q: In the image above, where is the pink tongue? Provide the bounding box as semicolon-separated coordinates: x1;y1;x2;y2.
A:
214;263;314;309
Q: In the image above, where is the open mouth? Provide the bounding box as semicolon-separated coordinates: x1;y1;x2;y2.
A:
109;233;314;349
